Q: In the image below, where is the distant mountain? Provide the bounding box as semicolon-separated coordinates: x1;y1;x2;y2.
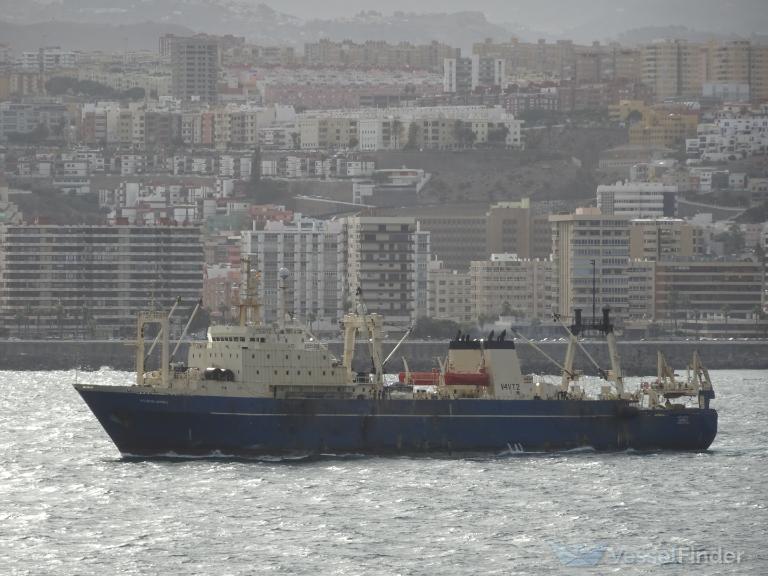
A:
0;0;302;44
616;26;768;46
2;0;767;53
301;11;510;48
0;20;195;52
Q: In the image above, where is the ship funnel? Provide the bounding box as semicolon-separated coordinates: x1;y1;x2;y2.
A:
572;309;583;335
602;307;612;334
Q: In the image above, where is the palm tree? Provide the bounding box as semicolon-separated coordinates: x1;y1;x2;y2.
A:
721;304;731;337
391;118;402;149
218;302;229;323
56;301;65;338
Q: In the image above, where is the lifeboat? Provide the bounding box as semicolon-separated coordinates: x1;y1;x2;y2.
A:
444;371;490;387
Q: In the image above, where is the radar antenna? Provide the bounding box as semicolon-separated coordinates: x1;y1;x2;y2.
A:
238;257;261;327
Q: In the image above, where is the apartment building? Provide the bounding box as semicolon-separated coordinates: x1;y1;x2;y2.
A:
297;106;522;151
485;199;552;260
304;39;455;73
20;47;77;73
402;205;488;271
628;108;699;149
344;216;430;329
641;40;704;101
705;41;768;102
597;181;678;219
427;260;473;323
0;224;204;336
170;36;220;103
654;259;764;321
686;105;768;162
443;57;474;93
443;56;505;93
550;208;630;321
470;254;554;321
299;116;359;150
629;218;704;261
241;217;345;329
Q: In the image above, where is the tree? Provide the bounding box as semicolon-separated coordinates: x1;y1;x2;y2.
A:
721;304;731;336
411;317;460;339
754;242;766;265
714;223;745;255
56;301;65;338
668;290;681;329
476;313;497;327
626;109;644;125
453;120;476;149
405;122;419;150
218;302;230;323
7;123;49;145
391;118;403;149
487;124;509;146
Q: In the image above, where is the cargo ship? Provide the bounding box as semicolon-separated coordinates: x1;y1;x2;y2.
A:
74;262;717;457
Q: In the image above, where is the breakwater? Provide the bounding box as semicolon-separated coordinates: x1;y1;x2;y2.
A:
0;339;765;375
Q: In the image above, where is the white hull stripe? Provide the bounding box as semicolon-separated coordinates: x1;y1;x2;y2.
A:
208;412;617;418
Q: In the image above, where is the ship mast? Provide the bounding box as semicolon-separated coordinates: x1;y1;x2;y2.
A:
238;257;261;327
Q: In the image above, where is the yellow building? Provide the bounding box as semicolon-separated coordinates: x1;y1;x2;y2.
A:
628;108;699;148
641;40;705;101
470;254;554;321
629;218;704;261
427;260;473;323
609;100;649;122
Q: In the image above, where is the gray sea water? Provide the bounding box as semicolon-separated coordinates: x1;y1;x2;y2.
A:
1;369;766;575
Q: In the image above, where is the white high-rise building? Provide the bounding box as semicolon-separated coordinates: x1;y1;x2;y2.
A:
550;208;630;321
0;224;203;337
241;217;345;330
597;181;678;219
344;216;430;329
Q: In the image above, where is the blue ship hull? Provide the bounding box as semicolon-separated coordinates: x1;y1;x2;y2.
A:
74;385;718;456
